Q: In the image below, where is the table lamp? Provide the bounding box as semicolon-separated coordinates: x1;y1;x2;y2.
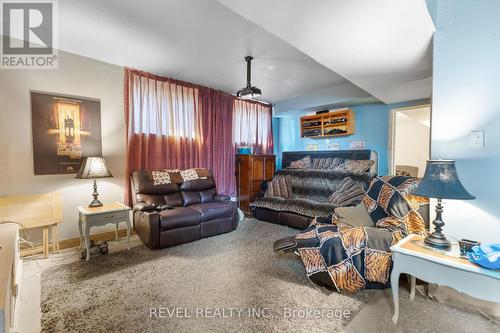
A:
412;160;475;250
75;156;113;207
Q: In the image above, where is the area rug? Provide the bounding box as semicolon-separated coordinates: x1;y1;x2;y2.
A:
41;219;371;332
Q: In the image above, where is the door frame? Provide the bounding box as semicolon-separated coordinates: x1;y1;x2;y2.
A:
388;104;432;176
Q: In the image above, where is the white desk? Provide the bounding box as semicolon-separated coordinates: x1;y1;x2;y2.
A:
78;202;131;261
0;223;21;333
390;234;500;324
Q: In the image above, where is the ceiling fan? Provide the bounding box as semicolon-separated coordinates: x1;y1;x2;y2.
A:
236;56;262;99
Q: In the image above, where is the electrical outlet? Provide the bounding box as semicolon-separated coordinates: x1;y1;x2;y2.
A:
470;130;485;148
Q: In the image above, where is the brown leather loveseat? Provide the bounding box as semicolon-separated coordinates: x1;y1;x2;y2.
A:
131;170;238;249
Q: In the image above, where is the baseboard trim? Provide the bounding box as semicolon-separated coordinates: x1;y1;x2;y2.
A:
20;228;136;257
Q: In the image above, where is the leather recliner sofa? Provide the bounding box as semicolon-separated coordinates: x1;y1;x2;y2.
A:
131;170;238;249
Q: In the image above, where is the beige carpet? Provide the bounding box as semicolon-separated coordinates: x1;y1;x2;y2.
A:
41;219;498;333
41;219;371;332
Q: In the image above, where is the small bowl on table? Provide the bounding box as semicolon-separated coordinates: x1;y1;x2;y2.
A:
458;239;480;258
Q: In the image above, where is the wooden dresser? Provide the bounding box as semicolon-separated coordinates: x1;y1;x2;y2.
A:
236;154;276;215
0;223;20;333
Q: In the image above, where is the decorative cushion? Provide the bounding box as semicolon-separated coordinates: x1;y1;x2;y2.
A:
166;170;184;184
312;157;344;170
180;169;200;181
334;203;374;228
152;171;172;185
328;177;365;206
334;159;374;173
265;175;293;198
287;156;312;169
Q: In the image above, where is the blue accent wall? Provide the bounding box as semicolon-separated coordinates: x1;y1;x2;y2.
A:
427;0;500;243
274;100;429;176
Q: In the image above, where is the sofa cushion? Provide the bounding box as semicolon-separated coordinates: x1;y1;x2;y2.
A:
334;159;374;173
163;192;183;208
181;191;201;206
133;171;180;195
328;177;365;206
251;196;338;218
287;156;312;169
312;157;343;170
135;194;165;207
334;203;374;228
265;175;293;198
159;207;201;231
200;188;216;203
180;177;215;191
189;202;234;222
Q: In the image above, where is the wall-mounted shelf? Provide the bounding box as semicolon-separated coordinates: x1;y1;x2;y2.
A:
300;109;355;138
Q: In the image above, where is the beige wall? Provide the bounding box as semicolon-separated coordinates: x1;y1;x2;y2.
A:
0;50;125;240
394;108;430;177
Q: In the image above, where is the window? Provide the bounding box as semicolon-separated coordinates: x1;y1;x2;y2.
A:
232;99;273;154
131;74;198;139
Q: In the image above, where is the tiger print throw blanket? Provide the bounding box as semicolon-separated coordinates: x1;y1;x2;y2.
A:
294;176;428;293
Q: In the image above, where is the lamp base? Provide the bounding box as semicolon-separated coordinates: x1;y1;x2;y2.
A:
424;198;451;250
424;232;451;250
88;179;103;208
88;199;103;208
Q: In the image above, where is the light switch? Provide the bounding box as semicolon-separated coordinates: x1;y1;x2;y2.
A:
470;130;485;148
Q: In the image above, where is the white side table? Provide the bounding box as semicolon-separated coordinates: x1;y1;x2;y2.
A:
77;202;131;261
390;234;500;324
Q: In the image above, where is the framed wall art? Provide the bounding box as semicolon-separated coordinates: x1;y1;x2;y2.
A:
31;91;102;175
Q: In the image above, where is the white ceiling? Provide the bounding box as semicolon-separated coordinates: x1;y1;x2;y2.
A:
55;0;365;103
218;0;435;104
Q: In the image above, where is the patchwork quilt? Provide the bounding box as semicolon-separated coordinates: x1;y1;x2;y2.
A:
294;176;428;293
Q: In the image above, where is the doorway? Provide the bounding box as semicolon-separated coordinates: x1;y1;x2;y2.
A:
388;105;431;177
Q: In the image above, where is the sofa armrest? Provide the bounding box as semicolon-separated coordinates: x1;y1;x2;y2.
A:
133;202;156;212
214;194;231;202
133;210;161;249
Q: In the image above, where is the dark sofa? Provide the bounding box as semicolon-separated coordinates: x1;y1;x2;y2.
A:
131;170;238;249
251;150;378;229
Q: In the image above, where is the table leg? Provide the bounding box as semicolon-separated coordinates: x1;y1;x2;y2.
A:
125;217;131;250
391;268;400;324
42;226;49;258
51;225;57;253
84;222;91;261
55;224;60;252
78;217;83;249
410;276;416;301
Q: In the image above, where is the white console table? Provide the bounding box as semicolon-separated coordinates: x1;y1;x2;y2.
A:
78;202;131;261
391;234;500;324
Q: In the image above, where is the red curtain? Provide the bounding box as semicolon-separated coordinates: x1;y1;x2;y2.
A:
199;89;235;195
124;68;241;205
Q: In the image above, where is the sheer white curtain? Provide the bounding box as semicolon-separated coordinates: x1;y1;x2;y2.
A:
232;99;273;154
131;73;199;139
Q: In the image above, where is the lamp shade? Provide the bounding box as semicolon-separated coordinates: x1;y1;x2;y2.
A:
75;157;113;179
412;160;475;200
